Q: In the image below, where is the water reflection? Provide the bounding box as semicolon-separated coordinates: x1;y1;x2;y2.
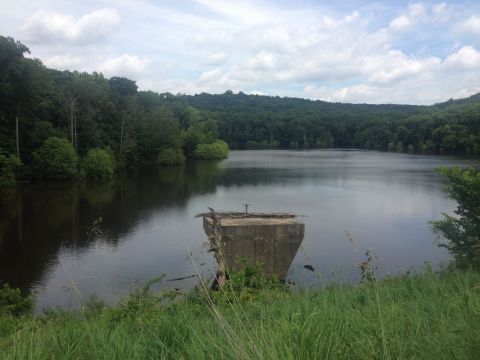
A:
0;150;478;310
0;162;224;296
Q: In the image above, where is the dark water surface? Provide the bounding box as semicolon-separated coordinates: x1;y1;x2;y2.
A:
1;150;478;310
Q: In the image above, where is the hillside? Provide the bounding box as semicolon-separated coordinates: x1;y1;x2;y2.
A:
1;33;480;177
183;92;480;152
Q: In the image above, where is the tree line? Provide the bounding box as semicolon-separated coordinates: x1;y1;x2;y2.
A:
183;91;480;154
1;34;480;185
0;36;227;185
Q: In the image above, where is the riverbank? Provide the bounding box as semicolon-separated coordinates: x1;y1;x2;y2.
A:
1;268;479;359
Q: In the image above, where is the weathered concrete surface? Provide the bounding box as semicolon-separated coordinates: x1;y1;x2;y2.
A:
203;215;304;278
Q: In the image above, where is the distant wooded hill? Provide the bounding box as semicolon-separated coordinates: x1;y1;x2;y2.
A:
2;34;480;177
182;91;480;154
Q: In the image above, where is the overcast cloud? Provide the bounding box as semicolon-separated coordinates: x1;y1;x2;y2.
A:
1;0;480;104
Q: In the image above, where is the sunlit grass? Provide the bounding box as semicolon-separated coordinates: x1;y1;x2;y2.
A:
1;268;479;359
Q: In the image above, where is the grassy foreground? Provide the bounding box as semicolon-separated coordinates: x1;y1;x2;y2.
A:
1;269;479;359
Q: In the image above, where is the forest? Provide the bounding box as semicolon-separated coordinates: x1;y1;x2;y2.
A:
1;35;480;184
184;91;480;153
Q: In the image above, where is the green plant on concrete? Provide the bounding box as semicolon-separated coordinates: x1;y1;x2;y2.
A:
33;137;78;180
82;148;116;179
432;166;480;269
157;148;185;166
208;261;288;304
0;152;21;186
193;140;229;160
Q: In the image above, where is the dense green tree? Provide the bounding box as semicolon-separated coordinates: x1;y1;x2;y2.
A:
33;137;78;180
82;148;116;179
432;167;480;269
157;148;185;165
136;106;182;163
193;140;229;160
0;152;21;186
1;35;480;185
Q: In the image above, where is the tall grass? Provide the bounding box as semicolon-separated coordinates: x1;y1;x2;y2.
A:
1;268;479;359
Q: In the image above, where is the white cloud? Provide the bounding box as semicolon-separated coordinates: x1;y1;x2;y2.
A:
303;45;480;104
432;2;450;22
454;86;480;98
4;1;480;104
23;8;120;45
388;3;426;31
389;15;412;31
44;54;83;70
444;45;480;69
204;52;228;66
367;52;442;84
408;3;426;18
192;0;273;25
249;90;266;95
99;54;150;78
458;15;480;35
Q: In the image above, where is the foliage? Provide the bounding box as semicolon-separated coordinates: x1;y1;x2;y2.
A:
193;140;229;160
1;270;480;359
2;34;480;184
211;262;287;303
185;92;480;154
136;106;182;163
432;167;480;269
0;36;227;182
82;148;116;179
0;284;33;337
32;137;78;180
105;277;165;323
0;152;21;186
157;148;185;166
0;284;32;317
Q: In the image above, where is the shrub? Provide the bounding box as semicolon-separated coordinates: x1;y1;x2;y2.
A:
157;148;185;166
0;284;33;337
431;167;480;269
0;284;33;317
209;262;287;304
33;137;78;180
0;152;21;187
193;140;228;160
82;148;116;179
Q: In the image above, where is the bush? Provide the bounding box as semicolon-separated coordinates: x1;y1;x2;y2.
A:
0;284;33;317
193;140;228;160
0;284;33;337
33;137;78;180
82;148;116;179
157;148;185;166
431;167;480;269
0;152;21;187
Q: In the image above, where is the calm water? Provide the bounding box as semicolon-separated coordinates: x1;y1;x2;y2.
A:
1;150;478;311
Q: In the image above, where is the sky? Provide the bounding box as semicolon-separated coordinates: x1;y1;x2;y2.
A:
1;0;480;105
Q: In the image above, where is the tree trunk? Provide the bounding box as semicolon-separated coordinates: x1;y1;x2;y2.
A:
18;185;23;244
70;98;74;145
120;99;137;156
15;101;21;159
73;101;77;151
120;109;128;156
